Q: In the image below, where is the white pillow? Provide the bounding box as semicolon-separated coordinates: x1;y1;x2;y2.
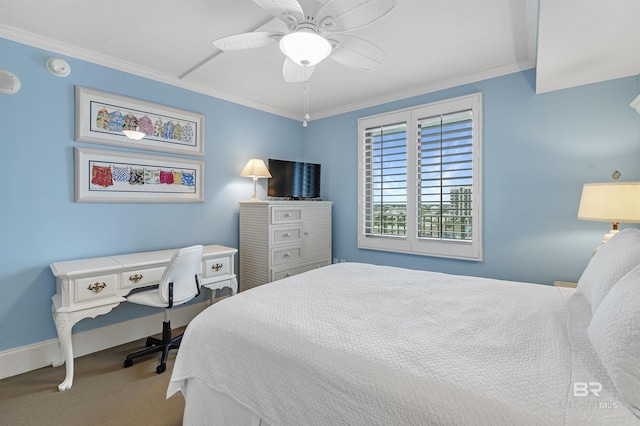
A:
587;264;640;417
577;228;640;313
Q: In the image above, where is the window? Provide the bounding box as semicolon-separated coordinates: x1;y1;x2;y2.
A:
358;93;482;261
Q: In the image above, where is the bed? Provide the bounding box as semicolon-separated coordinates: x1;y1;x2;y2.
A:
168;229;640;425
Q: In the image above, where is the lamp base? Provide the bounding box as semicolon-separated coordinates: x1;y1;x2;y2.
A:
248;177;260;201
601;222;620;244
601;229;619;244
593;224;620;254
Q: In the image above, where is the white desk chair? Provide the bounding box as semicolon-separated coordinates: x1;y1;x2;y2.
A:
123;245;203;374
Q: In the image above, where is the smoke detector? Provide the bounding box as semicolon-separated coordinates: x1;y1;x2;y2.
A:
46;58;71;77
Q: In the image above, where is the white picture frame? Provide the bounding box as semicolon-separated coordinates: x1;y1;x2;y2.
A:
75;86;205;157
74;147;204;203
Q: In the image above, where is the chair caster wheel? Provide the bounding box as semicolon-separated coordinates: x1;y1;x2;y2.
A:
124;359;133;368
156;364;166;374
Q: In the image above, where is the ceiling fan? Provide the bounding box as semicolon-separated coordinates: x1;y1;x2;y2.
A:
212;0;397;83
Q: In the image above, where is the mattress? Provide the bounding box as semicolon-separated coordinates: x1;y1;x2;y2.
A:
168;262;639;425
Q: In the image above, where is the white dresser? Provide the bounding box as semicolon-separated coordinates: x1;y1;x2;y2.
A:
239;200;332;291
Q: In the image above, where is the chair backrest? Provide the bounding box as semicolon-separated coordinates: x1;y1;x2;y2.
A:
159;245;204;307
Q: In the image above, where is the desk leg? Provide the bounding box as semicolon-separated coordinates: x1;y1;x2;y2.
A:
51;302;121;391
52;310;74;391
205;277;239;303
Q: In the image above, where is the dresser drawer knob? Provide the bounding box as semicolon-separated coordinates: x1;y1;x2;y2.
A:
283;232;291;238
129;274;143;283
211;263;223;271
87;282;107;293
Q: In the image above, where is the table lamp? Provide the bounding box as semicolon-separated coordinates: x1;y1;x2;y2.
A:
577;171;640;245
240;159;272;200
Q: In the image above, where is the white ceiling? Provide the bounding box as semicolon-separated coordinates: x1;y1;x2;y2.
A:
1;0;638;122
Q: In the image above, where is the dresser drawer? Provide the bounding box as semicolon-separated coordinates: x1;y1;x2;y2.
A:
271;260;329;281
271;246;302;266
271;207;303;224
120;266;166;290
271;226;302;245
75;274;118;303
204;256;231;279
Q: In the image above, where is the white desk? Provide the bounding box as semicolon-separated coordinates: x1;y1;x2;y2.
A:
49;244;237;391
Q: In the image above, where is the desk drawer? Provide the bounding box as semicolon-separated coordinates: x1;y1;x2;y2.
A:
204;256;231;279
271;246;302;266
120;266;165;290
75;274;118;303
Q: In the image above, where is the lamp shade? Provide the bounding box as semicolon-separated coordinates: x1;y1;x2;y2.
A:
577;182;640;223
240;159;272;178
279;30;332;67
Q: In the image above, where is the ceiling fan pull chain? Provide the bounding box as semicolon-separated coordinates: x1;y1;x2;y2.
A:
303;81;310;127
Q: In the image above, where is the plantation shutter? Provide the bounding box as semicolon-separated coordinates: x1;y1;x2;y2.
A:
417;109;474;241
362;121;408;237
358;93;482;260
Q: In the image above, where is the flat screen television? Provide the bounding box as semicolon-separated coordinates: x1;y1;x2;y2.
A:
268;159;321;199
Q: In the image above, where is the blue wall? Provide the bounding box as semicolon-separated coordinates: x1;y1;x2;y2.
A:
0;38;304;352
1;36;639;354
306;70;640;284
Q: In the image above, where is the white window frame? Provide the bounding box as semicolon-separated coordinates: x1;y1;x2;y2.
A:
357;93;483;261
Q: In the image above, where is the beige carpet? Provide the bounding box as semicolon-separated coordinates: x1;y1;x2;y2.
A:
0;332;186;426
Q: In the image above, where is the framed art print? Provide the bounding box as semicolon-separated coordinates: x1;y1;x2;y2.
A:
75;147;204;203
75;86;205;157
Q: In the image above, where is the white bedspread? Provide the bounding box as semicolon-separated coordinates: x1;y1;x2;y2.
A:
168;263;639;425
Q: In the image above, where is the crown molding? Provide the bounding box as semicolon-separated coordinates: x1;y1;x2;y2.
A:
0;24;300;120
0;23;536;123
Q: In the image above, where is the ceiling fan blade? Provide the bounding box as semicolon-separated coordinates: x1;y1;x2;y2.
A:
253;0;304;26
283;58;315;83
318;0;396;33
213;32;283;51
328;35;386;71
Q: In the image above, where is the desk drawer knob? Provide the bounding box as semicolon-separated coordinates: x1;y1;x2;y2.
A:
129;274;143;283
87;282;107;293
211;263;223;272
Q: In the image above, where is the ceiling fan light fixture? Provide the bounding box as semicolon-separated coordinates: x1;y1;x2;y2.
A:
122;129;146;140
279;30;332;67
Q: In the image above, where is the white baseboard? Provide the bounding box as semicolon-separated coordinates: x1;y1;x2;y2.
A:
0;301;209;381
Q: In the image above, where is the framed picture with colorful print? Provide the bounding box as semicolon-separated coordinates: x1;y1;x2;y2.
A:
74;147;204;203
75;86;205;157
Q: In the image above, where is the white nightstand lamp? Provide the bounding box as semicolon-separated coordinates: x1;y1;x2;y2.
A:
577;172;640;247
240;159;272;201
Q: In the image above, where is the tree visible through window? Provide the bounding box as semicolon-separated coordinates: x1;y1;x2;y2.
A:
358;93;482;261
